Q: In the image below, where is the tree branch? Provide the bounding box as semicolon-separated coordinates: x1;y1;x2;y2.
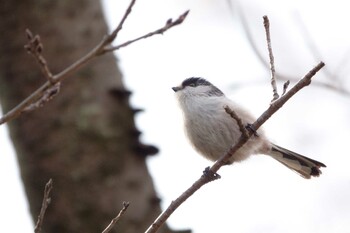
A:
24;29;54;83
102;202;130;233
105;10;190;53
227;1;350;97
104;0;136;44
34;179;53;233
145;61;325;233
282;80;290;95
263;15;279;102
0;0;189;125
224;105;249;138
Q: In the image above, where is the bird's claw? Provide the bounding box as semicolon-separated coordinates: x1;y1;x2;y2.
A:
245;124;259;137
202;167;221;181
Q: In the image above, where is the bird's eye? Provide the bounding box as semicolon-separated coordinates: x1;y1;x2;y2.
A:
188;83;196;87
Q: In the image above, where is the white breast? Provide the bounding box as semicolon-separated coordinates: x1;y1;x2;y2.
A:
180;95;269;163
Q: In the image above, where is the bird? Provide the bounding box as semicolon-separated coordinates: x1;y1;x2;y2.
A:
172;77;326;179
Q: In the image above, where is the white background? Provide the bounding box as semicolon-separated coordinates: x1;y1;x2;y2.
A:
1;0;350;232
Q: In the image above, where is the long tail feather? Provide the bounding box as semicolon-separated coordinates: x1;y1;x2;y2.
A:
268;143;326;179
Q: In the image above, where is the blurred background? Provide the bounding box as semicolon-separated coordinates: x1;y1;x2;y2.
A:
1;0;350;232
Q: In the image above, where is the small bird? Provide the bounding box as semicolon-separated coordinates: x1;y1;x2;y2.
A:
172;77;326;179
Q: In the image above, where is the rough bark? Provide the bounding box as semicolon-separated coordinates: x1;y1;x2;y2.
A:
0;1;184;233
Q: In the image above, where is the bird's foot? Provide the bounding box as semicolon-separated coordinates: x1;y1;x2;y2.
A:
202;167;221;181
245;123;259;137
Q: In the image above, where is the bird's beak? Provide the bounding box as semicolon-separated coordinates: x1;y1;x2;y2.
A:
172;86;181;92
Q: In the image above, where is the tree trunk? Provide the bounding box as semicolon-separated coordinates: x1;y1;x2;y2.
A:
0;1;184;233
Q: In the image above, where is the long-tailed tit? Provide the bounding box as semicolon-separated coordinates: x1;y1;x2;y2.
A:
172;77;326;179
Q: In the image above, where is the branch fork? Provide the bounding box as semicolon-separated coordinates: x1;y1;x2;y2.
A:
0;0;189;125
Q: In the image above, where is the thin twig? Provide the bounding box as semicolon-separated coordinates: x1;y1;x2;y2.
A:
23;83;61;112
282;80;290;95
105;10;190;53
0;0;189;125
24;29;54;83
105;0;136;44
34;179;53;233
263;15;279;102
102;202;130;233
145;61;325;233
224;105;249;138
228;2;350;96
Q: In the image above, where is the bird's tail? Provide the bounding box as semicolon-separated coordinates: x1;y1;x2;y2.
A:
268;143;326;179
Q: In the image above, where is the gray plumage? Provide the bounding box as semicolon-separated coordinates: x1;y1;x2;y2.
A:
172;77;326;179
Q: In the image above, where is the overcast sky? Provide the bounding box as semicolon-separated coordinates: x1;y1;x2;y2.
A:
1;0;350;232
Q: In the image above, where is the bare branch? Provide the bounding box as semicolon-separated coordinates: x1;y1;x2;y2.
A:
105;10;190;53
24;29;54;83
282;80;290;95
23;83;61;112
105;0;136;44
224;105;249;138
102;202;130;233
145;62;325;233
263;15;279;102
34;179;53;233
0;0;189;125
228;1;350;97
